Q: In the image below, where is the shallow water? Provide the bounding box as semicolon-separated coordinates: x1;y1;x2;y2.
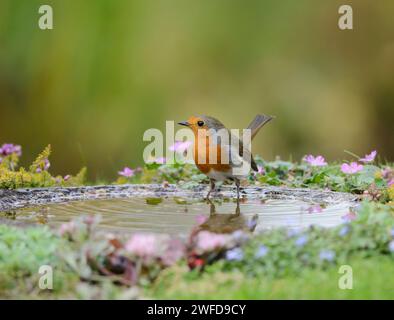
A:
3;197;354;235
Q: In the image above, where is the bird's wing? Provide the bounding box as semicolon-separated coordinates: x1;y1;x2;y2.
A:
204;127;258;172
228;133;258;172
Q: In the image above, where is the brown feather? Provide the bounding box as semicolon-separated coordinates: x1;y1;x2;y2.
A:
247;114;274;140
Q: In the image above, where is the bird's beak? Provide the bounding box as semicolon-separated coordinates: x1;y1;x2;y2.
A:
178;121;190;127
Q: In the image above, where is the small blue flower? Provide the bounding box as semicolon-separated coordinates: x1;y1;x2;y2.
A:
319;249;336;262
287;228;301;238
389;241;394;253
390;228;394;238
295;235;308;247
339;225;350;237
246;217;258;230
255;245;269;258
226;248;244;261
231;230;249;243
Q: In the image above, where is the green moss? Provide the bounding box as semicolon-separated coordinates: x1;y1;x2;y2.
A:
0;145;86;189
147;256;394;299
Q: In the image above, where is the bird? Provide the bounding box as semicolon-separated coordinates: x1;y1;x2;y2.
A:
178;114;273;199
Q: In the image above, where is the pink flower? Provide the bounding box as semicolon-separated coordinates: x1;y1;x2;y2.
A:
195;231;229;252
257;165;265;175
342;212;357;222
161;239;185;266
64;175;71;181
341;162;363;174
359;150;377;163
195;215;208;225
382;168;392;179
147;157;166;164
118;167;135;177
83;215;97;226
169;141;192;153
388;179;394;187
146;156;167;164
303;155;327;167
59;221;76;236
125;234;159;257
307;204;323;214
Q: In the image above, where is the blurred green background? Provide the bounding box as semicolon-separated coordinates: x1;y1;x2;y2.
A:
1;0;393;180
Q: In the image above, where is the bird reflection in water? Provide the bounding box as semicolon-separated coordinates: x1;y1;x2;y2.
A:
197;198;258;234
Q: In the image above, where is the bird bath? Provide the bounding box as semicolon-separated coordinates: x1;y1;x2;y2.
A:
0;184;358;235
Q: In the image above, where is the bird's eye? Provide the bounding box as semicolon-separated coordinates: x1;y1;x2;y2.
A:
197;120;205;127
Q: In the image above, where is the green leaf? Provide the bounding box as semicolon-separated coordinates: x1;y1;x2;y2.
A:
145;197;163;205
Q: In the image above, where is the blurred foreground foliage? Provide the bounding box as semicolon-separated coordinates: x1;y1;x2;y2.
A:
0;201;393;299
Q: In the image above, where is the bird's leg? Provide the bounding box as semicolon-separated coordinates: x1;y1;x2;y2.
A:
235;179;240;200
235;197;240;216
206;179;216;200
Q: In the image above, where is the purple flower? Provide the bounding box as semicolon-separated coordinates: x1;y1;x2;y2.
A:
359;150;377;163
303;155;327;167
255;245;268;258
307;204;323;214
225;248;244;261
341;162;363;174
36;159;50;173
388;241;394;253
388;179;394;187
118;167;135;178
390;228;394;238
319;249;335;261
295;235;308;247
0;143;22;157
339;225;350;237
169;141;192;153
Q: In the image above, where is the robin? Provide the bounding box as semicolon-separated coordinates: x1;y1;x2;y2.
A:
178;114;273;199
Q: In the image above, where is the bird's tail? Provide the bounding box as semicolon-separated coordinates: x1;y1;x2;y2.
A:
247;114;274;140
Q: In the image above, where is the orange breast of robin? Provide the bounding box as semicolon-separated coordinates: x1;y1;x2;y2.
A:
193;134;231;174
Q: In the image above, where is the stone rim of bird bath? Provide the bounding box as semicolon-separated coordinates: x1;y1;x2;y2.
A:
0;184;359;213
